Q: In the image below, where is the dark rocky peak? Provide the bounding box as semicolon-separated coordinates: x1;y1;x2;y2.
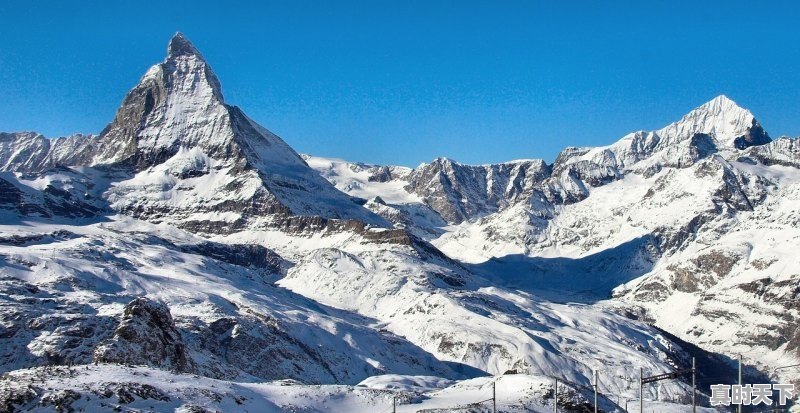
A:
163;32;223;101
89;33;230;169
733;118;771;150
167;32;202;59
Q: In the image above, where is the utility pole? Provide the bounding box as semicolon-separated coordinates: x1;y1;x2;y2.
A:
738;355;742;413
393;395;396;413
640;367;644;413
692;357;697;413
554;377;558;413
493;379;496;413
594;369;598;413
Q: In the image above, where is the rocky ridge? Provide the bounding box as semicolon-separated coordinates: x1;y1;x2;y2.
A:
1;33;798;412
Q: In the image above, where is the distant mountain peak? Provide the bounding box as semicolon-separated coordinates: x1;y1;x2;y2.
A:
167;32;203;60
658;94;769;150
693;94;748;117
705;93;736;105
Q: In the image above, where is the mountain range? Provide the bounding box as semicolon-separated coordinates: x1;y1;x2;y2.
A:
0;33;797;412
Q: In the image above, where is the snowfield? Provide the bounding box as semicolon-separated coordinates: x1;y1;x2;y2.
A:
1;365;720;413
1;33;799;412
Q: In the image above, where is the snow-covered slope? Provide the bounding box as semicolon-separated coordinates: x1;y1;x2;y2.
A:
305;97;800;387
301;155;448;238
0;212;706;410
2;32;797;412
0;218;471;385
279;243;695;397
1;364;725;413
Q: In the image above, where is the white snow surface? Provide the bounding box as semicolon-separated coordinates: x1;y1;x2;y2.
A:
2;33;799;413
304;97;800;386
0;365;719;413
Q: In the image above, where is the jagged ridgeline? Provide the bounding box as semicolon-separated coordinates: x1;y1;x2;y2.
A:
1;33;799;412
1;33;387;235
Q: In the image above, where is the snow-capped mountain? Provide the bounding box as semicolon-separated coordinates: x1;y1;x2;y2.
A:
1;33;385;235
404;158;550;224
1;33;797;412
306;95;800;389
0;132;94;173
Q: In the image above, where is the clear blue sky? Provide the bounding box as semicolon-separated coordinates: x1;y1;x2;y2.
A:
1;1;798;166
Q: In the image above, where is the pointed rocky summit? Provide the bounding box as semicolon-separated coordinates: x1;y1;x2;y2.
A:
83;33;385;231
167;32;202;58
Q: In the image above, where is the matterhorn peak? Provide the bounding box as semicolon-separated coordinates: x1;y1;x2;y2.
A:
87;32;231;169
81;33;385;227
167;32;203;59
162;32;222;100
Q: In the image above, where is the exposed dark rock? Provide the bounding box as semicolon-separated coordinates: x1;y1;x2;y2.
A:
405;158;549;224
367;165;393;182
192;313;341;384
692;250;740;278
750;258;777;270
180;241;284;273
39;389;81;412
0;177;49;217
94;382;170;404
688;133;718;160
732;118;771;150
0;173;101;219
632;281;671;302
0;277;118;374
653;214;709;252
94;298;192;373
0;230;78;247
0;385;37;413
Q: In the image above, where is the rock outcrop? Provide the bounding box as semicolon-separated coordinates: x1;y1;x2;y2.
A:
94;298;192;372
